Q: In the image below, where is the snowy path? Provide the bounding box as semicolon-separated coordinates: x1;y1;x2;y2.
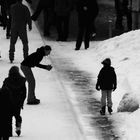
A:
0;19;84;140
49;47;121;140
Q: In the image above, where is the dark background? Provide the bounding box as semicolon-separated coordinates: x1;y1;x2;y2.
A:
30;0;116;41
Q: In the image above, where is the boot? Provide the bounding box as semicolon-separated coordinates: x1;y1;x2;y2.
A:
15;122;21;136
100;106;106;115
108;106;113;114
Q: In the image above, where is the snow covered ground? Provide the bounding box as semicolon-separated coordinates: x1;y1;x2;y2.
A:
0;1;140;139
46;30;140;140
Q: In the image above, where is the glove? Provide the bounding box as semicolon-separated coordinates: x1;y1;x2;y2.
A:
46;65;52;71
96;84;100;91
113;86;116;91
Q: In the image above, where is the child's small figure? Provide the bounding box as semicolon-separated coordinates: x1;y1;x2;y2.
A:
2;66;26;136
0;87;14;140
96;58;117;115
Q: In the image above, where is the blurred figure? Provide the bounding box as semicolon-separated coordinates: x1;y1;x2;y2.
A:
3;0;32;39
96;58;117;115
75;0;98;50
2;66;26;136
54;0;73;41
20;45;52;105
129;0;140;29
31;0;55;37
0;0;7;29
114;0;132;33
9;0;32;63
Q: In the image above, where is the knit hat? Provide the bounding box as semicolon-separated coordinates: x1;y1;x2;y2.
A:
101;58;111;66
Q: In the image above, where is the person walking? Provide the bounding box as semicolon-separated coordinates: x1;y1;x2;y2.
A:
75;0;99;50
9;0;32;63
0;87;14;140
3;0;32;39
31;0;55;37
2;66;26;136
20;45;52;105
54;0;73;41
96;58;117;115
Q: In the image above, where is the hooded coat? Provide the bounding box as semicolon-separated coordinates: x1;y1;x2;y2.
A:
0;87;14;137
2;74;26;109
96;66;117;90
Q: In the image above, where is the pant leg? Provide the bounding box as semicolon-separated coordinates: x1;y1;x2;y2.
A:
20;65;36;102
9;29;18;61
107;90;113;107
76;14;85;49
84;22;92;49
101;90;107;107
125;10;132;31
19;29;29;59
115;10;124;30
132;12;139;30
14;107;22;127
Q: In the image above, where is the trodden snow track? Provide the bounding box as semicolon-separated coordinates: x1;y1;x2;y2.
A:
50;54;121;140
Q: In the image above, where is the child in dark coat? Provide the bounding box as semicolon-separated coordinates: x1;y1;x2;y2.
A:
96;58;117;115
0;87;14;140
2;66;26;136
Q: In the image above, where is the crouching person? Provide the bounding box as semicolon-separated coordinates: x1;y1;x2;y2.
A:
96;58;117;115
2;66;26;136
20;45;52;105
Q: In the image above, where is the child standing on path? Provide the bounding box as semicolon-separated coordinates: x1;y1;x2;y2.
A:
2;66;26;136
20;45;52;105
96;58;117;115
9;0;32;63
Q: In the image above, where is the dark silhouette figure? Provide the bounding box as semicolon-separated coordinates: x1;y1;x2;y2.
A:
114;0;132;33
2;66;26;136
9;0;32;63
0;87;14;140
0;0;7;29
54;0;73;41
75;0;99;50
20;45;52;105
1;0;32;39
31;0;55;37
96;58;117;115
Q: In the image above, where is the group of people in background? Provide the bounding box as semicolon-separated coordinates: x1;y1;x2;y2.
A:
0;0;140;50
0;0;99;50
114;0;140;33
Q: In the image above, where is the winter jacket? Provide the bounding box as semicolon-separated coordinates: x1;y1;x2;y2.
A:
76;0;98;17
0;87;14;137
21;48;47;69
96;66;117;90
2;75;26;109
54;0;73;16
10;2;32;30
